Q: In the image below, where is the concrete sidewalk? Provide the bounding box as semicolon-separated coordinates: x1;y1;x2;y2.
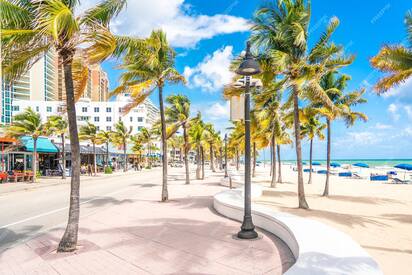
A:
0;169;294;274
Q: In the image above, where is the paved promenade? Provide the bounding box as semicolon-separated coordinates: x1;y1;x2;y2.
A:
0;168;294;274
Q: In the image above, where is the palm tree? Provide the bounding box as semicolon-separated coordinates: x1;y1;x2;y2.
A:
111;30;185;201
138;127;153;168
111;121;131;172
370;12;412;93
276;129;292;183
79;122;98;176
1;0;128;252
45;115;68;179
251;0;353;209
97;130;112;169
165;94;191;184
300;108;326;184
316;72;367;196
204;123;220;173
131;134;144;169
6;107;44;183
189;113;206;180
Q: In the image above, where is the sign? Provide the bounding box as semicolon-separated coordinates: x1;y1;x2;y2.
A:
230;94;244;121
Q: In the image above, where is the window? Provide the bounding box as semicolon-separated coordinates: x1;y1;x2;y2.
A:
138;126;143;131
119;107;122;113
12;106;19;111
130;117;133;122
106;116;112;122
106;126;112;131
47;106;52;112
82;107;87;112
94;117;99;122
94;107;99;112
106;107;112;112
77;116;90;121
137;117;143;122
57;106;63;112
96;126;100;131
36;106;39;112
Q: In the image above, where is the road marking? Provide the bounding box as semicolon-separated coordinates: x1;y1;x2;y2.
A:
0;186;134;229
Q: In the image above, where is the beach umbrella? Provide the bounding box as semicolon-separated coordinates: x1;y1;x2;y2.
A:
330;162;341;167
353;163;369;168
394;164;412;171
312;161;321;166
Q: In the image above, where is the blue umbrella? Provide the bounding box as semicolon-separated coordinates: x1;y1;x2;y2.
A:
302;162;307;165
394;164;412;171
353;163;369;168
330;162;341;167
312;161;321;166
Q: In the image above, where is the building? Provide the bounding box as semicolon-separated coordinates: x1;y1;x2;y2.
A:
1;49;110;125
12;95;160;135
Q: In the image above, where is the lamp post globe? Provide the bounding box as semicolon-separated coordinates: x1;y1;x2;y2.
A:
236;40;261;240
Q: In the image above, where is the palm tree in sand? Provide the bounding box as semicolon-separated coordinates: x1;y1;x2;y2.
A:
252;0;353;208
111;30;185;201
1;0;129;251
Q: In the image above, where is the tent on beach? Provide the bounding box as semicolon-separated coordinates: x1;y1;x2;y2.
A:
330;162;341;167
353;163;369;168
394;164;412;171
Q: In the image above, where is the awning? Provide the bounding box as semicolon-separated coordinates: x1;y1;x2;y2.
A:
20;136;59;153
55;143;106;154
0;137;17;143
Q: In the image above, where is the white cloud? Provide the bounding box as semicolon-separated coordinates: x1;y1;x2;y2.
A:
205;101;230;120
388;103;400;121
79;0;249;48
184;46;234;92
375;123;392;129
404;105;412;120
383;77;412;102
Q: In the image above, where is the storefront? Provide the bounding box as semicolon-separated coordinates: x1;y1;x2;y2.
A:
55;143;106;173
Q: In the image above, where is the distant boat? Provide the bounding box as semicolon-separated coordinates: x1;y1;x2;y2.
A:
353;163;369;168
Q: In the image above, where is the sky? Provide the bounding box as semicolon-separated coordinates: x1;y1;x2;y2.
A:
82;0;412;160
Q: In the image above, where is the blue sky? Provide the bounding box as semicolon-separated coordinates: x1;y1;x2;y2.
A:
91;0;412;160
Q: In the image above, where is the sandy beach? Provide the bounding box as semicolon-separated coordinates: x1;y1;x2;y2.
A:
246;164;412;275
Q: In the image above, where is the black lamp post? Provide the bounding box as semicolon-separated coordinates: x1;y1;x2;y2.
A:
235;41;261;240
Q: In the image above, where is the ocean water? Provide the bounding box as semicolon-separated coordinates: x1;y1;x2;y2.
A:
281;159;412;168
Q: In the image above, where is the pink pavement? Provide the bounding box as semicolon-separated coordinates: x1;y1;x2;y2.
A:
0;169;294;275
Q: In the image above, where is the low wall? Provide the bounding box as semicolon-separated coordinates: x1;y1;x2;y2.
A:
215;176;382;275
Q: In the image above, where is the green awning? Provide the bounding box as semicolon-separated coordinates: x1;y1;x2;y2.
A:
20;136;59;153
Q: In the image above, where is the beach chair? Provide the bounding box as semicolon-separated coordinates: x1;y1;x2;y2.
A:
391;178;411;184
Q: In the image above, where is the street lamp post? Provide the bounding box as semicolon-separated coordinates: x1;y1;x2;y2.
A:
235;41;261;240
224;134;228;178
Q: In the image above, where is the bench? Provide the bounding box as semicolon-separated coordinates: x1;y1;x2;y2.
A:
8;171;25;182
24;172;34;181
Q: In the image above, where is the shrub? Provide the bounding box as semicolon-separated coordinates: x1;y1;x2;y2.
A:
104;166;113;174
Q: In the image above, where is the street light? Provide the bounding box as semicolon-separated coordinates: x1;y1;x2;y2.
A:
235;41;261;240
224;133;228;178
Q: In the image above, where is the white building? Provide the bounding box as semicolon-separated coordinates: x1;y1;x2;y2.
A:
12;94;159;135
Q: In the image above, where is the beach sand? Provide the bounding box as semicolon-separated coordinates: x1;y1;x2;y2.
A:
248;164;412;275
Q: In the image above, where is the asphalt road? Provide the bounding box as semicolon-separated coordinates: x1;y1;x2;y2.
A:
0;168;163;252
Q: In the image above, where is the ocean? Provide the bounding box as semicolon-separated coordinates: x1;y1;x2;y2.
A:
281;159;412;168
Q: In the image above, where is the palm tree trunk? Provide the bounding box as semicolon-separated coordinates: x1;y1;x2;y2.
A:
293;87;309;209
196;145;201;179
172;146;175;165
106;141;109;169
201;145;205;180
61;134;66;179
93;142;97;176
277;144;282;183
271;134;276;188
252;142;256;178
183;125;190;184
236;149;239;171
308;139;313;184
58;54;81;252
270;143;272;177
159;85;168;201
32;138;37;183
123;140;127;172
323;119;331;196
219;147;223;170
210;143;215;172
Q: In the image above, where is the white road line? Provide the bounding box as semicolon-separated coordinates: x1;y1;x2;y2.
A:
0;186;133;229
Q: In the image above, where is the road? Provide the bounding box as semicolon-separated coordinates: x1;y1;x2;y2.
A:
0;168;162;252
